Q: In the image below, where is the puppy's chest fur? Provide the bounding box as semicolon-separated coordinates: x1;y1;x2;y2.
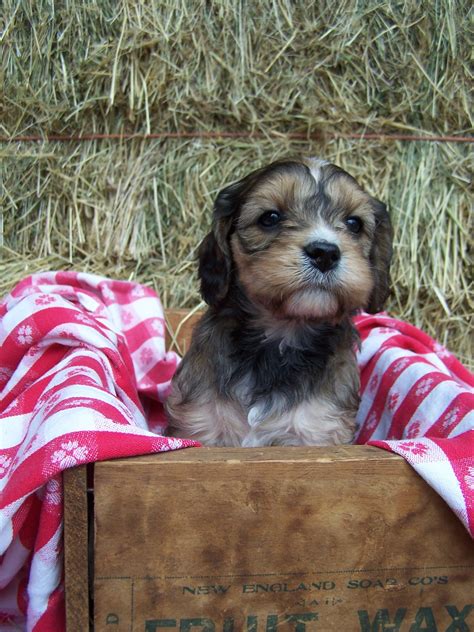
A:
166;313;360;447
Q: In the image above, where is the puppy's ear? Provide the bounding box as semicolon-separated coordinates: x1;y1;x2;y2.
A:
366;199;393;313
198;179;246;306
198;231;232;306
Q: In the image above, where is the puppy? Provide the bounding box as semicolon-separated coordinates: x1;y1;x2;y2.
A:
165;158;392;447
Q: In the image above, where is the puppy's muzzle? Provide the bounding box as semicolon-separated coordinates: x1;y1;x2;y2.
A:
304;240;341;273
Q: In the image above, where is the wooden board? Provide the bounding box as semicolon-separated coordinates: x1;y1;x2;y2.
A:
165;308;202;355
63;464;90;632
92;446;474;632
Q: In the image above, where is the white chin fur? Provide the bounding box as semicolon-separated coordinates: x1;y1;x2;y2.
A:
283;289;339;320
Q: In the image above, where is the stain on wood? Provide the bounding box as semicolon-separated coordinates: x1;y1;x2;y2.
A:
93;447;474;631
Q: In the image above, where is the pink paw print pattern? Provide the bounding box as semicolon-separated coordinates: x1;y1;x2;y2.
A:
392;358;410;375
160;437;183;451
464;467;474;491
398;441;429;457
0;454;12;478
415;378;434;397
365;412;378;431
442;407;460;431
17;325;33;346
369;374;379;392
140;346;154;366
35;294;57;306
74;312;92;324
406;421;421;439
387;392;400;411
44;478;62;507
121;309;134;326
0;366;13;386
433;341;452;360
50;440;89;469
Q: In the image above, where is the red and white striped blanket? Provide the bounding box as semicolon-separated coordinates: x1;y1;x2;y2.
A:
354;313;473;535
0;272;473;630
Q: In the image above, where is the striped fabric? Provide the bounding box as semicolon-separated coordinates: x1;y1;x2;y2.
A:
0;272;197;630
355;313;474;537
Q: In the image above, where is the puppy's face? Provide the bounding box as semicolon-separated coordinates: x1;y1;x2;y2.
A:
199;158;392;320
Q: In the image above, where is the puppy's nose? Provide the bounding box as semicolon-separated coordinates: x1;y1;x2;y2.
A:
304;241;341;272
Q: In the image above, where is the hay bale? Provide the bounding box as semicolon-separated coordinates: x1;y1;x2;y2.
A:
3;1;471;136
1;1;472;367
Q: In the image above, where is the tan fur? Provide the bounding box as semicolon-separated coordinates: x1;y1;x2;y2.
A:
227;163;378;321
167;347;359;448
165;157;392;447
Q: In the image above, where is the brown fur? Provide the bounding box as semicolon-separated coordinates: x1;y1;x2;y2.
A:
166;157;392;447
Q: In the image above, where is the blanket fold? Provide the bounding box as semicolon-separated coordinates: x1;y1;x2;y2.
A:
0;272;197;630
354;312;474;536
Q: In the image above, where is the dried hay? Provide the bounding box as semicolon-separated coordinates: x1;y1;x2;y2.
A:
3;1;471;136
1;1;473;367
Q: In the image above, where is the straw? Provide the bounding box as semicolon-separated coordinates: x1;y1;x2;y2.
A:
2;0;472;367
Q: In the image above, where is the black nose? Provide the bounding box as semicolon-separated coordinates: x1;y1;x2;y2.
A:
304;241;341;272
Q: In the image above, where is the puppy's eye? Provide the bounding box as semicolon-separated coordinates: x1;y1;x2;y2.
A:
345;216;363;234
258;211;282;228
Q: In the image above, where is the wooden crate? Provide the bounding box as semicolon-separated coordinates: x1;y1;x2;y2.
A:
63;310;474;632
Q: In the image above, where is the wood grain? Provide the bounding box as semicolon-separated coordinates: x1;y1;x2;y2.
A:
63;465;90;632
104;444;401;465
93;447;474;631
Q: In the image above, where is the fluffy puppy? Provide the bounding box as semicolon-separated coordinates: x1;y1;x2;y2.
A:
165;158;392;447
